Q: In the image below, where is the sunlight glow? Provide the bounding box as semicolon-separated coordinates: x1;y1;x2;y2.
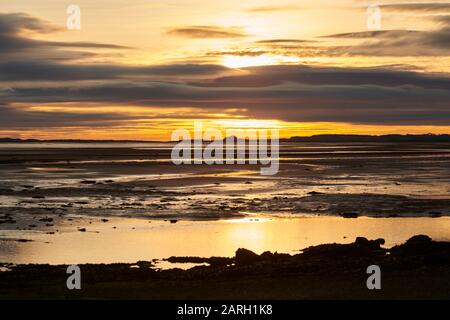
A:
212;119;282;130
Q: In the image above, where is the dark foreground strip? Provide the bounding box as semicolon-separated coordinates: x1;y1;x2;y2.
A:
0;300;446;319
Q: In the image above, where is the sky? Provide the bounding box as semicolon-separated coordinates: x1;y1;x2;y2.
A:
0;0;449;140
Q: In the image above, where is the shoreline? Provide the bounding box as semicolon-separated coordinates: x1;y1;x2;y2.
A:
1;234;450;299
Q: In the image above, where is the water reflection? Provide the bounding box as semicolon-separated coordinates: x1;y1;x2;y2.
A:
1;216;450;266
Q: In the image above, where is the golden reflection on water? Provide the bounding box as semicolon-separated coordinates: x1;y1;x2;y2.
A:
2;217;450;265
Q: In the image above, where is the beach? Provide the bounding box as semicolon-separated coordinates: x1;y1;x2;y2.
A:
1;141;450;298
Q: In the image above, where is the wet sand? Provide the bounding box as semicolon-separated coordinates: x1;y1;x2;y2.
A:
1;142;450;223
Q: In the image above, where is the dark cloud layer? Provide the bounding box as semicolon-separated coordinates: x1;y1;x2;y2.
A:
190;65;450;89
0;62;231;81
2;64;449;125
0;104;144;129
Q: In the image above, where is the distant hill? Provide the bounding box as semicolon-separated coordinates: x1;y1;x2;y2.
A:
0;138;165;143
1;134;449;144
283;134;450;143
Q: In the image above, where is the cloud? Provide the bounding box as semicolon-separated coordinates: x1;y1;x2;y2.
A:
1;12;449;130
189;64;450;89
433;15;450;26
0;104;143;129
0;12;61;35
205;50;268;57
167;26;247;38
322;27;450;56
255;39;315;44
323;30;421;39
0;12;130;62
245;27;449;58
0;34;130;53
2;64;449;126
380;3;450;12
0;62;231;81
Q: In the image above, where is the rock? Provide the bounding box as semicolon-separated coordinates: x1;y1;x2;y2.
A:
32;195;45;199
259;251;289;261
78;228;86;232
428;212;442;218
38;217;53;222
354;237;370;246
355;237;385;249
0;219;16;224
169;219;178;224
341;212;359;218
101;219;109;222
308;191;324;195
235;248;260;265
406;234;432;245
136;261;153;268
390;235;442;258
80;180;96;184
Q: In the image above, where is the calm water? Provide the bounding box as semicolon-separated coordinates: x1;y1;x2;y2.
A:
1;216;450;265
